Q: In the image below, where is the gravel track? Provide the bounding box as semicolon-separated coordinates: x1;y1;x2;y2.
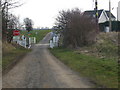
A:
3;33;94;88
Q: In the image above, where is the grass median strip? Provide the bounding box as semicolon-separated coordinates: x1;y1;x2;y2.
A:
49;47;118;88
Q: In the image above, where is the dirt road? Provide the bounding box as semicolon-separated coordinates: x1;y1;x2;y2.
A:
3;33;94;88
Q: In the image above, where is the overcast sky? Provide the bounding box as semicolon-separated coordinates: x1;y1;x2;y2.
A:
11;0;119;28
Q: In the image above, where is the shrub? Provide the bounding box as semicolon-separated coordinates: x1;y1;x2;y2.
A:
55;8;98;48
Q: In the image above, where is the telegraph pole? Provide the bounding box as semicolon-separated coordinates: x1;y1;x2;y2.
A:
95;0;99;32
95;0;98;23
0;1;2;90
109;0;112;32
0;1;1;39
0;0;2;33
117;7;118;22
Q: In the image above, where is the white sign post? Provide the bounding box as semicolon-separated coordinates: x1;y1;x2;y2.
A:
13;36;20;42
50;40;54;48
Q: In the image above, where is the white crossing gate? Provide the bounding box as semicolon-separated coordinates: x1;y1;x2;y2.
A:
13;35;36;48
29;37;36;44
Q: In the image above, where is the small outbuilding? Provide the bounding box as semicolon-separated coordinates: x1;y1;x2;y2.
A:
84;9;119;32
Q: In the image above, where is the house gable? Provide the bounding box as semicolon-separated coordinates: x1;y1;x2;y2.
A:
99;10;109;23
105;11;116;21
84;9;116;23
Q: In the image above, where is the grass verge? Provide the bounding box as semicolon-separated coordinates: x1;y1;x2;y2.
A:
49;47;118;88
2;45;31;71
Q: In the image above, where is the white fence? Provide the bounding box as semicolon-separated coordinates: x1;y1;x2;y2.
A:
50;33;60;48
13;35;36;48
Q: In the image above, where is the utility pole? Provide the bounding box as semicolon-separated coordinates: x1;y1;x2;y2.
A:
117;7;118;21
109;0;112;32
95;0;98;23
117;1;120;31
95;0;99;32
0;0;2;41
0;1;2;90
117;1;120;21
0;3;1;39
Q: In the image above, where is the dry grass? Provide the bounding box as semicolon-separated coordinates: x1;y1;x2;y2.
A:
2;42;31;70
75;32;119;60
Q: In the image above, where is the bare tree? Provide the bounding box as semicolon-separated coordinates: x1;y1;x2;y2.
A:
1;0;23;10
23;17;33;48
24;18;33;32
1;0;23;42
55;8;98;48
7;13;20;43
